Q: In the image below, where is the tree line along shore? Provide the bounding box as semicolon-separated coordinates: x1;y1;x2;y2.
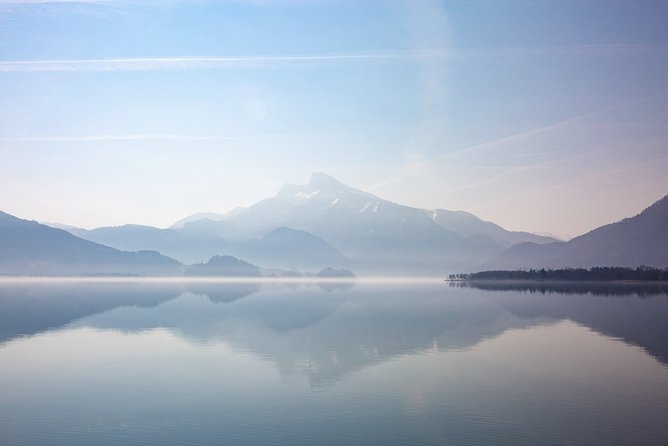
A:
449;267;668;282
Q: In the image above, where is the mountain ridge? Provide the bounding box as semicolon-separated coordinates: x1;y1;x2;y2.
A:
47;173;563;274
484;195;668;270
0;211;182;276
28;173;663;274
174;173;507;273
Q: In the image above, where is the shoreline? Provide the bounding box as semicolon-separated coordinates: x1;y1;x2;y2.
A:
0;275;446;285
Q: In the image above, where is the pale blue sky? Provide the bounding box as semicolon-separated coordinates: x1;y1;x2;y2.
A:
1;0;667;238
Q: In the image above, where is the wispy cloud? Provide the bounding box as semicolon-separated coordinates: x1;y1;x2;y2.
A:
0;0;112;3
369;92;668;192
0;51;445;73
0;0;322;3
451;43;668;58
2;43;666;74
439;92;668;160
0;133;312;142
0;0;339;3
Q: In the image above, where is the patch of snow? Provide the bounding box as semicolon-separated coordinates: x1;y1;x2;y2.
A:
431;211;438;220
330;198;339;208
372;201;382;213
359;202;372;213
295;190;321;200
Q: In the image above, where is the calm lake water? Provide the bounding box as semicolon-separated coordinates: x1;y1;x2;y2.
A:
1;279;667;446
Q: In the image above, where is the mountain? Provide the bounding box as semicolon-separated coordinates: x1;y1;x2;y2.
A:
485;195;668;270
233;227;348;271
0;211;182;276
170;212;227;229
428;209;558;247
60;222;346;271
179;173;509;273
316;267;356;278
65;224;231;265
185;255;261;277
42;173;558;275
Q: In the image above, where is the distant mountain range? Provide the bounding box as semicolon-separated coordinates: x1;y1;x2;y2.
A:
2;173;664;275
0;211;181;276
185;255;261;277
168;173;559;274
64;223;347;270
235;227;348;271
428;209;556;247
0;210;349;277
484;195;668;270
171;212;227;229
41;173;559;274
63;224;231;265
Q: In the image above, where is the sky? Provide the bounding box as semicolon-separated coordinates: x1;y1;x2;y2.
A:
1;0;667;239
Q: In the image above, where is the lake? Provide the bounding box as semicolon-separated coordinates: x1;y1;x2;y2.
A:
1;279;667;446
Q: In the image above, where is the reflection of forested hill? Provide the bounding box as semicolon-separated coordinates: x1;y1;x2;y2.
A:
457;280;668;296
184;282;261;303
462;282;668;364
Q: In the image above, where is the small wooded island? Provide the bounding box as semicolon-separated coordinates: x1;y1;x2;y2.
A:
450;266;668;282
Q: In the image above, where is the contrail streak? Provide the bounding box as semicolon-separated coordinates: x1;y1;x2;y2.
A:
0;0;112;3
369;92;668;191
2;44;666;73
0;133;310;142
439;92;668;160
0;52;444;73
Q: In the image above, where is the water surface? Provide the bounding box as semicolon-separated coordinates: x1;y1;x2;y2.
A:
1;280;667;445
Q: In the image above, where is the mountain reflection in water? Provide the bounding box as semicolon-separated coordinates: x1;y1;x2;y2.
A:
1;280;667;384
2;280;668;446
